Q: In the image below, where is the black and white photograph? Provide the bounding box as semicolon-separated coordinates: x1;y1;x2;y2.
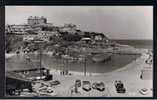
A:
5;6;153;97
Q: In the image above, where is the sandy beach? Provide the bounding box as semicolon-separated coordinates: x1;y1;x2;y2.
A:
29;48;152;97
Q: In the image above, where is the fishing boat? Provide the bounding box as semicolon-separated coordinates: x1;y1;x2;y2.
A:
92;53;112;63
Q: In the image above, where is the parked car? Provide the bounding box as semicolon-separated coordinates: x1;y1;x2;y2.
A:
114;80;126;93
6;88;21;96
75;79;81;87
20;92;38;97
38;87;57;96
92;82;105;91
139;88;149;95
14;89;21;96
50;80;60;86
39;83;48;89
44;74;53;81
82;81;91;92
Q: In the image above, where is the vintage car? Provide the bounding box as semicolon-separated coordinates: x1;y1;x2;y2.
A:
92;82;105;91
82;81;92;92
114;80;126;93
139;88;149;95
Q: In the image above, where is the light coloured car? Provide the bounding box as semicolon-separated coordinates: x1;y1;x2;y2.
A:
92;82;105;92
139;88;149;95
82;81;91;92
38;87;57;96
20;92;39;97
50;80;60;86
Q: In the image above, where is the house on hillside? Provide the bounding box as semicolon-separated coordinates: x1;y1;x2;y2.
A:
27;16;47;25
59;24;78;35
5;24;31;35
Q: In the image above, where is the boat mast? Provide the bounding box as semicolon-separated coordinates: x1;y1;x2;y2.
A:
84;56;87;76
34;40;44;78
39;43;42;78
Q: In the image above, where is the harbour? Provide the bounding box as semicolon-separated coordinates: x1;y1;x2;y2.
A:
5;6;153;97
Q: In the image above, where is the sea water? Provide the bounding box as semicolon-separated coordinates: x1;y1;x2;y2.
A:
5;40;153;73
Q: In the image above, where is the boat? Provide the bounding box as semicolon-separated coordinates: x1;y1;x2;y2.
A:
92;53;111;62
5;53;16;59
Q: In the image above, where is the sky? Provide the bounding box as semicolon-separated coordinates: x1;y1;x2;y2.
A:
6;6;153;40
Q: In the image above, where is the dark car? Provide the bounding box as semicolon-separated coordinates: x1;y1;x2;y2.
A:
75;79;81;87
92;82;105;91
6;88;21;96
50;80;60;86
44;74;53;81
115;80;126;93
82;81;91;92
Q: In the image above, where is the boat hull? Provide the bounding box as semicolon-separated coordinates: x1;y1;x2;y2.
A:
92;54;111;62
